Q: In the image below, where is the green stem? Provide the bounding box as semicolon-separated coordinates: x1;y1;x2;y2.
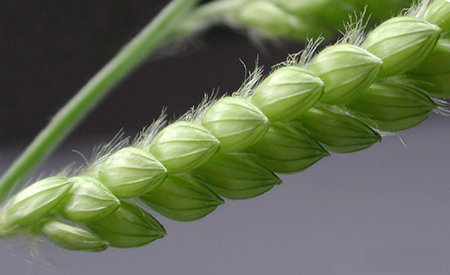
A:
0;0;200;202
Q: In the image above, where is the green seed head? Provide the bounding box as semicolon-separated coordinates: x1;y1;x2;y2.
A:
140;174;224;222
57;176;120;222
308;44;382;104
269;0;331;17
408;37;450;97
99;147;167;198
234;1;324;39
245;122;330;173
1;177;73;229
251;66;324;121
345;82;437;131
297;107;381;154
362;16;441;76
423;0;450;32
87;200;165;248
149;121;220;173
40;219;108;252
201;97;269;153
235;1;292;38
348;0;412;22
273;0;357;27
191;153;281;200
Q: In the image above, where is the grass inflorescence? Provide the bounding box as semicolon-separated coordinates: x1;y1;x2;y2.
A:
1;0;449;253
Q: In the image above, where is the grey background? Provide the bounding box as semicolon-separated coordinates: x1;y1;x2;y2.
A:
1;114;449;275
1;1;449;274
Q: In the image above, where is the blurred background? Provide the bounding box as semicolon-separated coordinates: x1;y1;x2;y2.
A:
1;1;449;274
1;0;302;146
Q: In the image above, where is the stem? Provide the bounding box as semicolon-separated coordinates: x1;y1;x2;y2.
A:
0;0;200;202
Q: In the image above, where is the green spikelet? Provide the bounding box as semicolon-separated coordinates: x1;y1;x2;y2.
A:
201;97;269;153
234;1;324;39
191;153;282;200
251;66;324;121
245;122;330;173
308;44;382;104
362;16;441;76
99;147;168;198
57;176;120;222
423;0;450;32
149;121;220;173
273;0;358;27
87;200;165;248
348;0;412;21
407;37;450;98
140;174;224;222
40;219;108;252
1;177;73;228
296;106;381;154
269;0;331;16
345;82;437;131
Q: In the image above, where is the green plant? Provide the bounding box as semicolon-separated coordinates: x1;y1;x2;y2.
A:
1;0;449;255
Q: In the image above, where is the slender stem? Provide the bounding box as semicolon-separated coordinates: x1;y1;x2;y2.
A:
0;0;200;202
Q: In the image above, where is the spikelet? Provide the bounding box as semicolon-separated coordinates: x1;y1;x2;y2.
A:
201;97;269;153
362;16;441;76
1;177;73;228
407;36;450;98
98;147;168;198
423;0;450;31
245;122;330;173
191;153;282;200
233;1;324;40
308;44;383;104
86;200;166;248
345;81;437;131
56;176;120;223
296;106;381;153
149;121;220;172
250;66;324;121
140;174;224;222
40;219;108;252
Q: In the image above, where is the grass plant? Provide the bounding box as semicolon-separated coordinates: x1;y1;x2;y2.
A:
1;0;449;254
